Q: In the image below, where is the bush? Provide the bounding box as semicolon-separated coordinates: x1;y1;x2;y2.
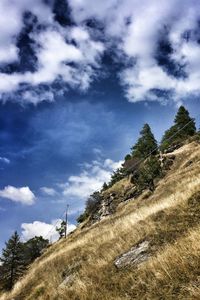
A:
76;192;103;224
133;156;162;192
76;212;88;224
85;192;102;215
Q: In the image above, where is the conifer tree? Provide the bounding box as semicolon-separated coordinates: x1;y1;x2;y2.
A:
174;105;196;135
131;123;158;159
0;232;25;290
161;106;196;151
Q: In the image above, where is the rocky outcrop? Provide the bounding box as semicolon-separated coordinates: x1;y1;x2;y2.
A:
114;240;150;269
98;192;117;218
97;186;139;220
89;153;176;224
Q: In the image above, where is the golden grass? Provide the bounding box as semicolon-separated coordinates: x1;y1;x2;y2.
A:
1;142;200;300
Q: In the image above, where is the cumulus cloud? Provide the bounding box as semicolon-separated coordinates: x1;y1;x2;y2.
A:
62;158;123;199
0;186;35;205
21;219;76;242
40;187;57;196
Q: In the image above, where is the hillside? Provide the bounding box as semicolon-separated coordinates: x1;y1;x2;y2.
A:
1;141;200;300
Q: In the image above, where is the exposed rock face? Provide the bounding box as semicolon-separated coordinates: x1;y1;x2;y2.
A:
98;187;139;220
114;240;149;269
99;192;117;218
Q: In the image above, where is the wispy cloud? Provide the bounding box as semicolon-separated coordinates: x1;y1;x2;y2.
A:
40;187;57;196
0;157;10;164
61;158;123;199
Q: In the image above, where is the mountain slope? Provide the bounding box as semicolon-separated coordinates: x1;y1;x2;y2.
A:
1;141;200;300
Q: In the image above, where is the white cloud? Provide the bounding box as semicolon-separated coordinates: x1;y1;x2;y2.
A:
69;0;200;103
21;219;76;242
1;1;200;104
0;0;105;103
0;157;10;164
0;44;18;64
40;187;57;196
0;25;104;103
0;0;52;65
0;186;35;205
22;90;55;105
62;158;123;199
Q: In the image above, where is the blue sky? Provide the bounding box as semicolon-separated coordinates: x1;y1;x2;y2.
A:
0;0;200;251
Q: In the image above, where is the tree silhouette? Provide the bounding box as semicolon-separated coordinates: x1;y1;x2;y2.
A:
0;232;25;290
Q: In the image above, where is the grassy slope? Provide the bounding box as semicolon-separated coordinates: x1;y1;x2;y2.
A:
1;142;200;300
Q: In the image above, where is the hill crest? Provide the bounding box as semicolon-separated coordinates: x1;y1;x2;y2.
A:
1;140;200;300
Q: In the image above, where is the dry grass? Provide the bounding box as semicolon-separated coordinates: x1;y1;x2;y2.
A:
1;142;200;300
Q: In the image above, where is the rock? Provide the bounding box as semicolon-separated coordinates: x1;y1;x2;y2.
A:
100;200;111;217
124;186;139;201
185;160;193;167
162;156;175;171
59;262;80;289
114;240;149;269
59;274;75;289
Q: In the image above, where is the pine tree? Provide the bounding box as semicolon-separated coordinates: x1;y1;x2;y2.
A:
160;125;177;152
0;232;25;290
161;106;196;151
174;106;196;135
131;124;158;159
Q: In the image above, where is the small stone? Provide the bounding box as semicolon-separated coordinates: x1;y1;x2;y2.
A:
59;274;75;289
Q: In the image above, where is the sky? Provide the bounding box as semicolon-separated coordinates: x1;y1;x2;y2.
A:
0;0;200;251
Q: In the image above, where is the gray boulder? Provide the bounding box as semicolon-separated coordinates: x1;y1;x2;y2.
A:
114;240;149;269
